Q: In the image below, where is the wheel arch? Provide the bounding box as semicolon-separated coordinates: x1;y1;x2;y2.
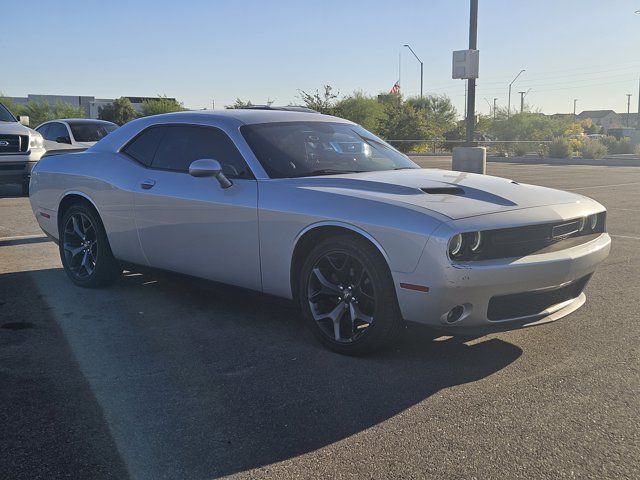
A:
57;191;102;235
289;222;392;301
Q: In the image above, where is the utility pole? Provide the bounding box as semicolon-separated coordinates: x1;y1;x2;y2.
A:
508;69;525;118
573;99;577;116
493;98;497;119
627;94;632;127
465;0;478;146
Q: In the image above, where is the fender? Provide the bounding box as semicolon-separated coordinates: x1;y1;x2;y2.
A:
292;220;392;268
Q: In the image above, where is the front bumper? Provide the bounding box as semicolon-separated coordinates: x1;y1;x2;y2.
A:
0;149;45;185
394;232;611;334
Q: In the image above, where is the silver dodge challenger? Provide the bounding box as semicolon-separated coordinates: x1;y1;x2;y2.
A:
29;109;611;354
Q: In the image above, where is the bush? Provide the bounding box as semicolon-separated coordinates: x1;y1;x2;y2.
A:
601;136;631;154
548;137;573;158
513;144;528;157
580;139;608;159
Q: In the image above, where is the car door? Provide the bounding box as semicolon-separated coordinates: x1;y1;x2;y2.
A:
131;124;261;291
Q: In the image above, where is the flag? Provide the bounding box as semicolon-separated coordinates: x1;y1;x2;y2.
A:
389;80;400;95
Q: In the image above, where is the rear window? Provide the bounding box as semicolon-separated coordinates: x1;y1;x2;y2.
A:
69;121;117;142
122;126;165;166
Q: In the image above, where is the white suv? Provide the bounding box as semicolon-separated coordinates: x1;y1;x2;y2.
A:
0;103;46;196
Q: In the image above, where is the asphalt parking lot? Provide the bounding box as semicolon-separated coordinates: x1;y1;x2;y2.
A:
1;159;639;480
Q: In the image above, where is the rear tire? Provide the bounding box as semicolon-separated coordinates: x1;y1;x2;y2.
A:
298;234;403;355
59;203;121;288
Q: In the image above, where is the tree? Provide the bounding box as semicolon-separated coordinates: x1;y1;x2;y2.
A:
378;98;430;152
333;91;385;134
225;98;274;109
141;96;184;117
226;98;254;109
98;97;138;125
297;85;338;114
50;101;85;120
406;95;458;136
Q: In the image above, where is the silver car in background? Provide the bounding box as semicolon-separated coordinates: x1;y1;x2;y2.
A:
28;109;611;354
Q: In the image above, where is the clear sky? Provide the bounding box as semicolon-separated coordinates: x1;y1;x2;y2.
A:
2;0;639;117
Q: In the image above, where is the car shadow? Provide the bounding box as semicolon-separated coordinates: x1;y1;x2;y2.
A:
1;268;522;480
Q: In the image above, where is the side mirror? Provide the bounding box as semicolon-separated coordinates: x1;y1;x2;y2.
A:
17;115;30;126
188;158;233;189
56;136;72;144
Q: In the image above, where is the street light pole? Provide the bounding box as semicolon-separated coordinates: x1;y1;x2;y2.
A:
493;98;497;119
626;93;632;127
507;69;525;118
403;44;423;98
573;99;577;115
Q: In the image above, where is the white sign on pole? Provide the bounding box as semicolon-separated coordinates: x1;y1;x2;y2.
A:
452;50;479;79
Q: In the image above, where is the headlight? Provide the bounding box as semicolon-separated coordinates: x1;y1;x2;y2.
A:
29;133;44;149
449;231;484;260
587;214;598;231
469;231;483;253
448;234;463;258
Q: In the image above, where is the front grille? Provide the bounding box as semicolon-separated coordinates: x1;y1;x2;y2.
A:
0;135;29;154
462;213;606;261
487;275;591;321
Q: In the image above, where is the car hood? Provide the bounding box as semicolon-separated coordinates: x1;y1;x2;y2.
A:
0;121;33;135
283;168;588;220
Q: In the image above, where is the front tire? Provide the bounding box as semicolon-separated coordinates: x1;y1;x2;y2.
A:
21;181;29;197
59;203;121;288
298;234;403;355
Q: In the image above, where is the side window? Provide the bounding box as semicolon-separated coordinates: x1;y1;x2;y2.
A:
36;124;50;138
122;126;166;167
47;122;70;142
151;125;252;178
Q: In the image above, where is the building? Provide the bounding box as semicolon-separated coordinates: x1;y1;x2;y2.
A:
577;110;621;130
8;94;176;119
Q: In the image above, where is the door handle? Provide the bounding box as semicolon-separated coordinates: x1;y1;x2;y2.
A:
140;179;156;190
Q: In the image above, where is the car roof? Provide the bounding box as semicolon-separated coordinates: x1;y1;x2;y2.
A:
162;109;352;125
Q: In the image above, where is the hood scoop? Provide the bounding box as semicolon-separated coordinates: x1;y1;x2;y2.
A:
421;186;465;195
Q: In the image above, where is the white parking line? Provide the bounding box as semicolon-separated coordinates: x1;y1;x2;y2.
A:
569;181;640;191
611;234;640;241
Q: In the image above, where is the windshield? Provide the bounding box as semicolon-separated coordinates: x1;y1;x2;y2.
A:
69;121;117;142
241;122;419;178
0;103;17;122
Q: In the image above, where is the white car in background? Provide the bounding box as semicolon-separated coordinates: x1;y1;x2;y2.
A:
36;119;117;152
0;102;46;195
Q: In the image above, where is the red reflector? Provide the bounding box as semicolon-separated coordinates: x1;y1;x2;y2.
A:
40;212;50;219
400;283;430;292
